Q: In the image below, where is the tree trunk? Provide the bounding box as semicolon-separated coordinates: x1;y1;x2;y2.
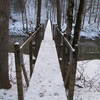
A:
36;0;42;28
64;0;74;89
88;0;93;24
82;1;87;29
68;0;85;100
94;0;99;23
0;0;11;89
56;0;61;30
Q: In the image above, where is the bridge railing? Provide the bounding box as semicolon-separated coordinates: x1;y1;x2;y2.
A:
52;25;75;81
14;25;44;100
56;27;75;52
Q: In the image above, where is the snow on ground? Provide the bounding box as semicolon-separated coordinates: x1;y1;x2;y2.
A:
79;16;100;39
0;54;100;100
61;17;100;39
9;12;36;36
81;23;100;39
9;0;47;36
9;10;100;40
74;60;100;100
76;60;100;88
0;20;100;100
0;53;30;100
9;0;100;40
74;88;100;100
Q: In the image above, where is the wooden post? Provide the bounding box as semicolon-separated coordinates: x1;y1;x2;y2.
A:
68;0;85;99
34;35;38;59
59;36;63;65
57;29;62;61
32;41;36;65
36;0;42;28
52;24;56;40
68;46;78;100
55;25;58;44
60;37;66;80
41;24;45;41
56;0;61;30
37;27;41;53
64;50;73;90
38;26;41;49
29;42;33;77
14;42;24;100
20;54;29;87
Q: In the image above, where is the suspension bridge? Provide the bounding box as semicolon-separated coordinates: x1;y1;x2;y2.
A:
14;20;75;100
24;20;67;100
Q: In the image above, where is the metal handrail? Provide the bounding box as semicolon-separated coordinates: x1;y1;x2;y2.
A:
20;26;41;51
56;27;75;52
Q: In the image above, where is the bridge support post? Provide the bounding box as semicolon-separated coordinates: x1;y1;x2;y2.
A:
32;41;36;64
60;37;66;80
40;24;45;41
20;54;29;87
29;42;33;77
14;43;24;100
53;24;58;41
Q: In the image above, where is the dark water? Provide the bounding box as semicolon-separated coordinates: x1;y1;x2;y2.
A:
9;35;100;60
78;37;100;60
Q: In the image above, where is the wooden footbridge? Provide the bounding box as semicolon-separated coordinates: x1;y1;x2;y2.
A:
14;20;76;100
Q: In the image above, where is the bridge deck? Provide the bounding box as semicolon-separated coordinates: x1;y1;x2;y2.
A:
25;20;67;100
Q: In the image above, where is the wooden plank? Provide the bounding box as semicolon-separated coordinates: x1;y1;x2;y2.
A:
14;43;24;100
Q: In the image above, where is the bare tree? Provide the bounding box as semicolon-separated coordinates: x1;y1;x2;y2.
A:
0;0;11;89
56;0;61;29
68;0;85;100
82;1;87;28
64;0;74;89
88;0;94;24
36;0;42;28
94;0;99;23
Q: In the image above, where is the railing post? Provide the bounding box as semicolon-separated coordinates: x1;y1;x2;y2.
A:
38;26;41;49
67;45;78;100
60;37;66;80
52;24;56;40
54;25;58;42
40;24;44;41
20;54;29;87
14;42;24;100
35;28;40;57
29;42;33;77
56;27;62;61
32;41;36;64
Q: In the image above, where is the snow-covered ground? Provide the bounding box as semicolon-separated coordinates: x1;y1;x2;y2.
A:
9;1;100;39
0;55;100;100
0;53;30;100
4;1;100;99
62;21;100;39
74;60;100;100
9;14;100;40
9;0;48;36
80;22;100;39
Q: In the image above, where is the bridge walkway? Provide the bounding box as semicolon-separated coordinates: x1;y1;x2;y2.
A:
25;20;67;100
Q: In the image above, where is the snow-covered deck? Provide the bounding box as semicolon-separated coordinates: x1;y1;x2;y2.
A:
25;20;67;100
